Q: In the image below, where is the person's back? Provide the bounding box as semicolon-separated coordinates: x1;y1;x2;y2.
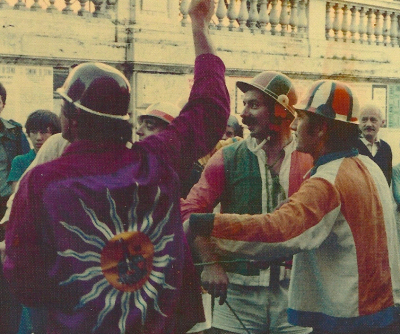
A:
288;152;400;330
10;139;194;333
6;68;228;332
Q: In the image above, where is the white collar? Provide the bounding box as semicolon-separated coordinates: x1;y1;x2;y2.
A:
245;135;295;155
361;136;380;146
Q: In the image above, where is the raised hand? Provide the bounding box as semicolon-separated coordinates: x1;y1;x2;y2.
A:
188;0;217;56
189;0;215;26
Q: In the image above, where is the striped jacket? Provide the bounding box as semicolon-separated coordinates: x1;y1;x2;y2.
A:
193;149;400;331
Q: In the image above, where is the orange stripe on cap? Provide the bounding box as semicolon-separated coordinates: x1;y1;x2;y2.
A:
149;109;175;123
331;83;352;119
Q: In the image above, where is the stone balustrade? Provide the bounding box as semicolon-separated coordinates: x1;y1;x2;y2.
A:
2;0;400;146
3;0;400;50
180;0;309;38
325;1;400;47
0;0;117;17
182;0;400;49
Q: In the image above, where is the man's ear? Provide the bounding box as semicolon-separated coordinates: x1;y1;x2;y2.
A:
70;118;78;130
381;119;386;127
274;104;288;119
317;119;329;138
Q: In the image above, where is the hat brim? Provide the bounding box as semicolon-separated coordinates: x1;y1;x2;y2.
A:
293;106;359;124
236;81;295;116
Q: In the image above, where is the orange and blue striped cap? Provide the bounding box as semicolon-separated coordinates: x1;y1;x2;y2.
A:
294;80;359;124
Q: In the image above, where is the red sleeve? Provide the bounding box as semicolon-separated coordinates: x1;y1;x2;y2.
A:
180;149;226;222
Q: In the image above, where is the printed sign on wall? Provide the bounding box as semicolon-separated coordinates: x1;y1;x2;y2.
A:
0;65;53;127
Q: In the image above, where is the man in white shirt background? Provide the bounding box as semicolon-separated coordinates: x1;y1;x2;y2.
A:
356;104;393;185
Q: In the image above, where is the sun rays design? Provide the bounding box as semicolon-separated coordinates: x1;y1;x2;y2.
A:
57;186;175;333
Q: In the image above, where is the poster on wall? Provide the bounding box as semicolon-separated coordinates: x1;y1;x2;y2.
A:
0;65;53;127
388;85;400;129
371;85;387;126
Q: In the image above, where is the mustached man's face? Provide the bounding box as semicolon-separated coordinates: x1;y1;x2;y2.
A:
359;109;383;143
240;89;274;142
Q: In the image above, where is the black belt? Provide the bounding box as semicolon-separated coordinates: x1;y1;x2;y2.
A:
223;259;286;276
223;258;291;292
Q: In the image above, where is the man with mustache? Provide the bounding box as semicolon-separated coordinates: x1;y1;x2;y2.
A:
188;80;400;334
356;104;392;185
181;72;313;334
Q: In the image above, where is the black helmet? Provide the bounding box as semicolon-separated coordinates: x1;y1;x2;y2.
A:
56;62;131;120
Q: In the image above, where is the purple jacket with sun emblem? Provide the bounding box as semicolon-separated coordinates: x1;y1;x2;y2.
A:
4;54;230;334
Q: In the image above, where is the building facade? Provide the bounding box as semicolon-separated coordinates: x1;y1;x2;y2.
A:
1;0;400;158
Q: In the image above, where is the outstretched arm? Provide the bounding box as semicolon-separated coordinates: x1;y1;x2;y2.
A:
189;177;341;259
393;165;400;206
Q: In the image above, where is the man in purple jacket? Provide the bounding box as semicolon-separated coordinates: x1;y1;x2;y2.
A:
3;0;230;333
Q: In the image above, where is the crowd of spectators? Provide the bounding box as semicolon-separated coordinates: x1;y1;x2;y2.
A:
1;0;400;333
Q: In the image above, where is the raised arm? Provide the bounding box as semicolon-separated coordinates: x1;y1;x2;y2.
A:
189;0;216;56
393;164;400;206
141;0;230;179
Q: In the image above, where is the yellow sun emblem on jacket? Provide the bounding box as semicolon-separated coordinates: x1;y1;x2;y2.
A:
58;186;175;332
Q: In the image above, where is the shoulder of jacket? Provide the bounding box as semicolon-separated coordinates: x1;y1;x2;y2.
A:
5;119;23;129
8;119;22;126
222;138;245;152
379;139;391;148
11;153;26;164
